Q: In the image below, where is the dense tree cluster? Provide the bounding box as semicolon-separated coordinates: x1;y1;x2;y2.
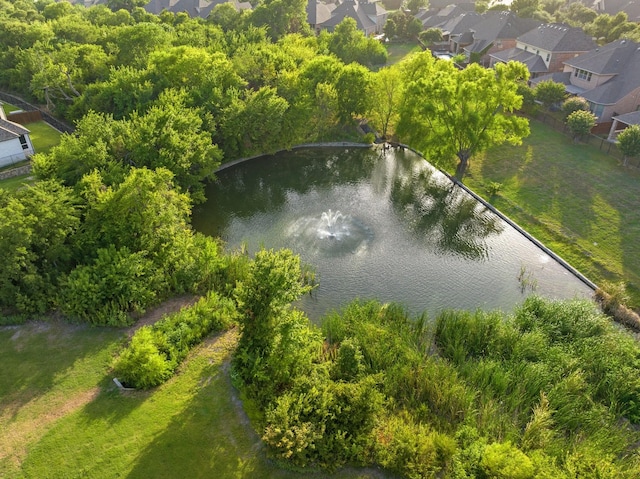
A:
231;253;640;477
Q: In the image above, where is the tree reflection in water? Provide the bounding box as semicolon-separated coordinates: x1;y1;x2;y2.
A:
391;166;503;260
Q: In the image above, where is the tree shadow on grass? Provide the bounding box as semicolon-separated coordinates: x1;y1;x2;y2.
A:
125;340;396;479
0;320;124;422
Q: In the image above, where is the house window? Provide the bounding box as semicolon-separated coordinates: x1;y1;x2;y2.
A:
589;102;604;118
19;135;29;150
546;53;550;62
524;46;528;51
574;68;592;81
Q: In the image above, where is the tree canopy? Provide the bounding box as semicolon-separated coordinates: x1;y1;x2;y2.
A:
396;55;530;180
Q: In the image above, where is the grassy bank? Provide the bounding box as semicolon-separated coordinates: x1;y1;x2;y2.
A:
0;320;387;479
465;120;640;307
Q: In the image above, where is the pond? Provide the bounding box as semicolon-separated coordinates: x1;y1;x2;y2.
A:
192;146;593;320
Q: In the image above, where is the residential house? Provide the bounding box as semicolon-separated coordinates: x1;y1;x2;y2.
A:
592;0;640;22
489;24;596;79
607;110;640;140
462;11;541;65
0;108;35;168
533;39;640;123
440;12;483;54
315;0;387;36
307;1;335;34
417;3;475;30
144;0;251;19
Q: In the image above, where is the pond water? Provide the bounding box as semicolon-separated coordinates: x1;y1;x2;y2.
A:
192;146;593;320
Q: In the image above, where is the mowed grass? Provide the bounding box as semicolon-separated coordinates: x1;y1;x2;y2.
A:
385;42;421;65
0;322;387;479
26;120;62;155
465;120;640;306
0;173;33;193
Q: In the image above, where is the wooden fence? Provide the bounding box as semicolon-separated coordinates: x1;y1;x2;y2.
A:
8;110;42;125
0;91;74;133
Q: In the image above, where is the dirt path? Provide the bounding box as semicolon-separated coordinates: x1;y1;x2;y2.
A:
126;294;199;337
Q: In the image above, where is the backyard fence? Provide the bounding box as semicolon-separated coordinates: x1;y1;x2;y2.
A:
0;91;74;134
533;111;640;168
8;110;42;125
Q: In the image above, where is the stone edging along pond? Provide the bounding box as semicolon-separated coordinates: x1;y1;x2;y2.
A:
215;141;598;294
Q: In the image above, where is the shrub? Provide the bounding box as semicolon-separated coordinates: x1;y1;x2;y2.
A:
565;109;596;142
263;372;383;469
60;245;161;326
480;442;535;479
561;96;589;119
114;327;173;389
374;412;456;479
114;290;236;388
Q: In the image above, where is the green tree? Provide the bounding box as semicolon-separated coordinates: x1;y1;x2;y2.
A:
249;0;310;40
617;125;640;167
534;79;566;110
219;86;290;157
397;56;530;180
334;62;372;124
406;0;429;14
566;109;596;142
556;2;597;26
113;22;173;68
76;167;192;268
561;96;589;119
419;27;443;46
125;90;222;202
233;248;314;394
329;18;387;66
510;0;539;18
106;0;147;12
369;66;403;138
586;12;635;43
0;181;80;314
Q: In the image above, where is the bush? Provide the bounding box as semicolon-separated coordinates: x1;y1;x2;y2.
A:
60;245;162;326
565;109;596;142
374;412;456;479
480;442;535;479
114;327;173;389
561;97;589;119
114;290;236;388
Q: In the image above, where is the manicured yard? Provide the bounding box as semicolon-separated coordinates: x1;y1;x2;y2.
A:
384;41;421;65
1;102;20;115
465;120;640;307
25;120;62;155
0;321;385;479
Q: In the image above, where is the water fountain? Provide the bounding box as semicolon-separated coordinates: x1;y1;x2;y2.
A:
286;209;373;256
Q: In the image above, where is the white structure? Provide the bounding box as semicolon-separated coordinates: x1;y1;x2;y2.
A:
0;107;35;167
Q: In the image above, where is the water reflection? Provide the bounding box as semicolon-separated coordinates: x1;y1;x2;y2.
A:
193;146;592;319
391;167;503;260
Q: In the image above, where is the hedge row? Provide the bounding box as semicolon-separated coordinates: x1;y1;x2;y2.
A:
114;290;237;389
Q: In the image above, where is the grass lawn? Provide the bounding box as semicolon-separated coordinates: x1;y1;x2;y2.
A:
0;174;34;193
0;321;387;479
1;102;20;115
26;120;62;155
465;120;640;307
384;42;421;66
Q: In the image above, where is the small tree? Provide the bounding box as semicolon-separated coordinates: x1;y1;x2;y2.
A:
617;124;640;166
534;80;566;111
566;109;596;142
561;96;589;119
420;27;443;46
